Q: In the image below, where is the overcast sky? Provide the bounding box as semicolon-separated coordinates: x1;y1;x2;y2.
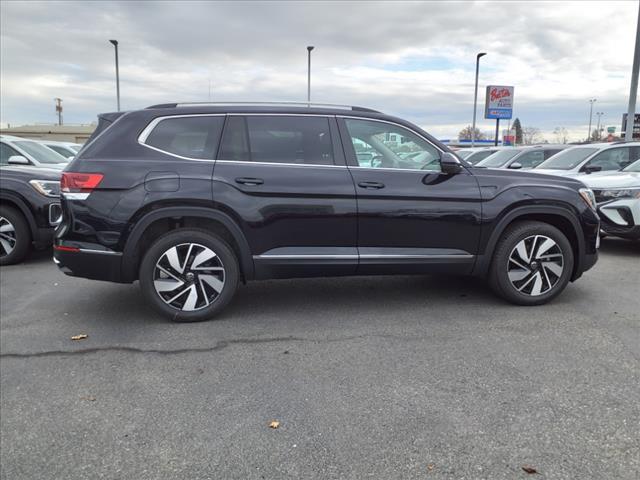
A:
1;0;638;141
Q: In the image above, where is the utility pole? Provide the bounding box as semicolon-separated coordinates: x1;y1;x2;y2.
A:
307;46;314;104
587;98;596;141
625;2;640;142
54;98;63;126
596;112;604;140
471;52;487;147
109;40;120;111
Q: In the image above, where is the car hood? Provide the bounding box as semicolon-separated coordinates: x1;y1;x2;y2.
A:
578;172;640;189
470;166;585;190
0;165;62;181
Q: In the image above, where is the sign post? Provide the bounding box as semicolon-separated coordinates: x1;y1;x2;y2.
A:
485;85;514;146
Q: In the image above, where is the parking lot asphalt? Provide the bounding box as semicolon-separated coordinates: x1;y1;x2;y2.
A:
1;239;639;480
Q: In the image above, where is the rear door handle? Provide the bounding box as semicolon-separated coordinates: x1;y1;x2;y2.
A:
357;181;385;189
235;177;264;186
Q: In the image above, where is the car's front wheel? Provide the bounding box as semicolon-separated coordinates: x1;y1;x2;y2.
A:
489;221;574;305
0;206;31;266
139;229;239;322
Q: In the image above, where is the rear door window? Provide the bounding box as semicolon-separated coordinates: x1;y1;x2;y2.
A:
219;116;334;165
144;116;225;159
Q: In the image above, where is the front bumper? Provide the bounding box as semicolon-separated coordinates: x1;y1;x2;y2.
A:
597;198;640;240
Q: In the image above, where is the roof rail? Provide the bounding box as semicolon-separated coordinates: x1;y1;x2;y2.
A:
145;101;381;113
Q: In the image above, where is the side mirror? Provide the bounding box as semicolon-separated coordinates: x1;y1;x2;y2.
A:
8;155;30;165
508;162;523;170
440;152;463;174
582;165;602;174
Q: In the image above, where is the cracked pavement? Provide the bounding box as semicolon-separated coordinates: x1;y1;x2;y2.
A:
1;239;639;479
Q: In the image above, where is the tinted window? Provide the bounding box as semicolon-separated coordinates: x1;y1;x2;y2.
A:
536;147;598;170
585;147;630;172
0;143;21;165
344;119;440;171
14;141;68;164
476;149;521;168
47;145;74;157
515;150;545;169
145;116;225;159
544;149;562;160
219;116;334;165
466;150;496;164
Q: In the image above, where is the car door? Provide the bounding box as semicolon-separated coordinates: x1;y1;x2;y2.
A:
212;114;358;279
338;117;482;275
582;146;633;172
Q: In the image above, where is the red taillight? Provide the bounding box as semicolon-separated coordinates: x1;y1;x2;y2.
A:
54;245;80;252
61;172;104;193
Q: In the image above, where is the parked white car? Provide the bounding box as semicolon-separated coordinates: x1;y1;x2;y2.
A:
578;159;640;241
476;145;569;170
39;140;83;159
534;142;640;176
0;135;69;169
456;147;502;165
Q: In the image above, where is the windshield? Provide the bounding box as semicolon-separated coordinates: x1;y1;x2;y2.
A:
466;149;497;165
623;159;640;172
15;141;69;164
536;147;598;170
476;149;521;168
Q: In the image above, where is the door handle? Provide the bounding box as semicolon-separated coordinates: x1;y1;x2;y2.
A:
358;181;385;189
235;177;264;186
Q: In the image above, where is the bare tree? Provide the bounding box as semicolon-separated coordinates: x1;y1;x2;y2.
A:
553;127;569;144
523;126;543;145
458;125;485;141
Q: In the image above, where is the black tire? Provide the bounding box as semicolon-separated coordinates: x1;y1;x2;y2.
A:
139;229;239;322
489;221;574;306
0;206;31;266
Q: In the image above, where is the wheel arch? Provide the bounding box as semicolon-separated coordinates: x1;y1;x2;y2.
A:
0;191;37;238
121;206;254;282
473;205;585;280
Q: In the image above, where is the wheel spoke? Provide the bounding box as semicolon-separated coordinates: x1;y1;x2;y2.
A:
182;284;199;311
542;261;563;277
0;238;14;255
535;237;556;259
200;274;224;293
154;278;184;292
530;272;544;295
508;268;530;282
165;247;184;274
191;248;216;269
515;240;531;263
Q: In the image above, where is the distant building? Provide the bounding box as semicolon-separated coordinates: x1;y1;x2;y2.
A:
0;124;95;143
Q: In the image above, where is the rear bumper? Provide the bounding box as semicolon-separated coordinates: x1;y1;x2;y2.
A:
53;243;126;283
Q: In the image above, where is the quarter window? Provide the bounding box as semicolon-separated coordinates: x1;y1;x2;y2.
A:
344;119;440;171
219;116;334;165
144;116;225;159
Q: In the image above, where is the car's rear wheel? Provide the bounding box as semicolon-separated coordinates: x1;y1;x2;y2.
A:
489;221;574;305
0;206;31;266
139;229;239;322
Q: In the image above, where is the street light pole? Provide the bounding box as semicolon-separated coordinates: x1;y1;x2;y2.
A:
109;40;120;112
587;98;596;142
596;112;604;140
471;52;487;147
307;46;314;104
625;2;640;142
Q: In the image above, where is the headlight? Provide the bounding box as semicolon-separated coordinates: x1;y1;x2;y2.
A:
579;187;597;210
29;180;60;198
598;188;640;200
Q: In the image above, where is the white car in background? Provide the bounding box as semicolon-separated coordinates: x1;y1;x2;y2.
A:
39;140;83;159
0;135;70;169
476;145;568;170
578;159;640;241
456;147;502;165
534;142;640;176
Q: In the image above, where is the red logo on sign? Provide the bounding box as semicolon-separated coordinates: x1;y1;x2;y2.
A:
490;88;511;102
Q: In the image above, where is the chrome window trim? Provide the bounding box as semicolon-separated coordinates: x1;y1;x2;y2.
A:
216;159;346;169
254;253;474;260
254;254;358;260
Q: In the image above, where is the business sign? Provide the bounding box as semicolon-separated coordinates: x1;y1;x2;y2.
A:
485;85;514;119
621;113;640;140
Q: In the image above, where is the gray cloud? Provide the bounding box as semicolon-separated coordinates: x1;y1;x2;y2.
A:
1;0;637;140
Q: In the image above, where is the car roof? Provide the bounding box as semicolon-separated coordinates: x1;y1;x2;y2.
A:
144;101;382;115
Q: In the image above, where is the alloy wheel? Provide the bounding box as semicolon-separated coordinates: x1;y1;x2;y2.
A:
507;235;564;296
153;243;226;311
0;216;17;258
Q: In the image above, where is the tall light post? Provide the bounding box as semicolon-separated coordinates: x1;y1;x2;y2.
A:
587;98;596;142
595;112;604;140
625;2;640;141
471;52;487;147
307;46;314;104
109;39;120;112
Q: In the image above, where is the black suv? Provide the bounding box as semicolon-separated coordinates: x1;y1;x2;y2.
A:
0;165;62;264
54;103;599;321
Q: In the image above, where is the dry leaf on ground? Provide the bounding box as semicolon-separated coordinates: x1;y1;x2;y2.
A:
269;420;280;429
80;395;96;401
70;334;88;341
427;463;435;471
522;465;538;474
